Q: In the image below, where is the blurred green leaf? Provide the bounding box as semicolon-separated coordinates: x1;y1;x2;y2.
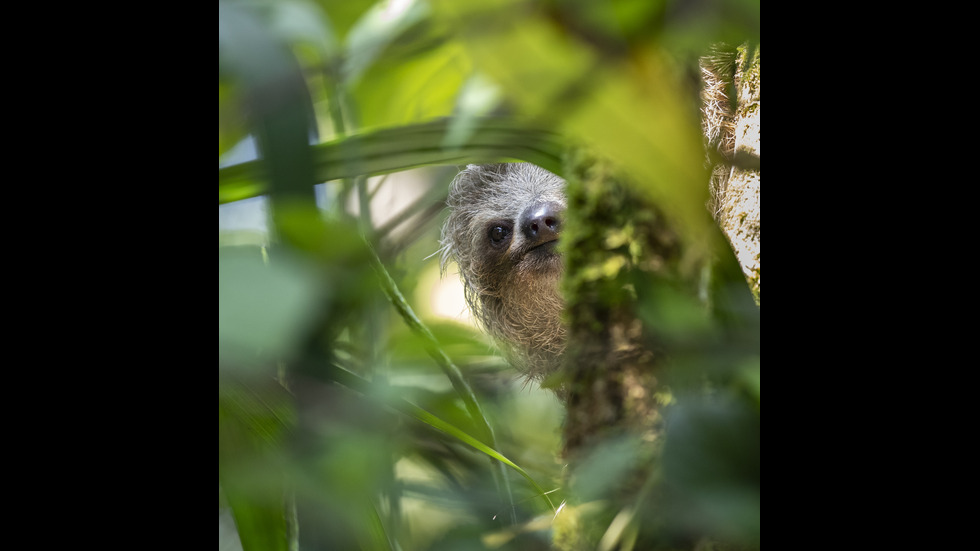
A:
342;0;431;88
267;0;340;61
568;435;647;502
365;502;395;550
325;363;556;513
219;80;249;158
408;402;554;510
219;377;297;551
219;1;759;548
433;0;597;119
351;39;468;128
660;0;761;58
442;73;503;148
635;277;714;347
737;357;760;404
219;0;318;203
662;393;760;545
218;118;566;204
219;378;296;451
310;0;377;43
432;0;736;267
218;246;325;372
562;53;714;258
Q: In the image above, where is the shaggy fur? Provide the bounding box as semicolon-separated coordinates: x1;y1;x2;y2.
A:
700;45;738;218
439;163;567;383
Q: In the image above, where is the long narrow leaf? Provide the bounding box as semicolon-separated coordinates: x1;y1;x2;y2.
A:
402;398;556;512
219;118;565;204
367;244;519;522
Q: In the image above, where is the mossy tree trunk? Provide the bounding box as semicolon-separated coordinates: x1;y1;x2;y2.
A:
552;44;760;551
553;151;676;550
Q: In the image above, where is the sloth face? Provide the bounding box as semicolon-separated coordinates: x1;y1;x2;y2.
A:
439;163;568;382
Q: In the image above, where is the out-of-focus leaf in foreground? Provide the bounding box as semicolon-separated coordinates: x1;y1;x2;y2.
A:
218;0;759;549
219;375;297;551
662;392;760;546
430;0;743;267
218;118;566;204
218;246;325;373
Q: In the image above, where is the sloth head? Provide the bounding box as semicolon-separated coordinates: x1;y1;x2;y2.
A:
439;163;567;385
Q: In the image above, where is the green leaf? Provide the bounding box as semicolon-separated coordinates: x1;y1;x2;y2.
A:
218;246;325;372
431;0;725;265
342;0;431;88
351;39;469;128
218;118;566;204
219;377;297;551
219;0;318;203
325;363;556;513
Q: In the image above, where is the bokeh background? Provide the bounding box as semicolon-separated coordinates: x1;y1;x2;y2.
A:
219;1;759;549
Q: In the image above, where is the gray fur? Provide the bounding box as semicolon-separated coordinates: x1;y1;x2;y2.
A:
439;163;567;383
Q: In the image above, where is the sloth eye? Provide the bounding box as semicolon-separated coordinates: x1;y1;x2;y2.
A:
488;224;511;247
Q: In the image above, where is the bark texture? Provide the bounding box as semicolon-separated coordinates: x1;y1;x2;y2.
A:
704;43;760;304
553;151;684;550
552;42;761;549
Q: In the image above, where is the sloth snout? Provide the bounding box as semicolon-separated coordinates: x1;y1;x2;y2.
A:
519;201;563;247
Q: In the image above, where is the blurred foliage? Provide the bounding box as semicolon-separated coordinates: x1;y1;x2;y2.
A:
219;0;758;550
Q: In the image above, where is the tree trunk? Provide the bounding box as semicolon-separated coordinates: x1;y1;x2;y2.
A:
553;43;760;550
704;43;761;304
554;150;682;549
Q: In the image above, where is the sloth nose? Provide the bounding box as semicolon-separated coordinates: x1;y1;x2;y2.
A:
520;201;563;246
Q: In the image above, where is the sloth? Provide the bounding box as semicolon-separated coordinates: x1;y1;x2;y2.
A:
437;48;752;389
439;163;568;385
